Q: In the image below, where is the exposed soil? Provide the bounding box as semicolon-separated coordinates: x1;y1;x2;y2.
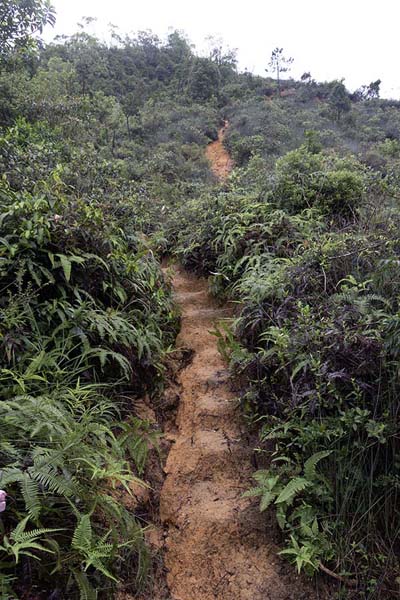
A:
159;265;322;600
120;137;329;600
205;121;234;180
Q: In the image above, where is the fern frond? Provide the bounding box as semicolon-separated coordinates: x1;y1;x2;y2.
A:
303;451;332;481
30;461;77;497
72;515;92;550
73;571;98;600
275;477;310;505
20;474;41;520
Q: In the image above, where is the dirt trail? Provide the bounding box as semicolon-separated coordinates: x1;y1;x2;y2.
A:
159;265;316;600
205;121;234;180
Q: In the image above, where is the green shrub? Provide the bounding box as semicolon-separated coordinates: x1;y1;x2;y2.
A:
233;223;400;589
274;146;365;215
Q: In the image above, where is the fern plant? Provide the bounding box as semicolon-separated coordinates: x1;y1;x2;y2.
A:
0;175;176;598
245;451;332;574
0;516;62;565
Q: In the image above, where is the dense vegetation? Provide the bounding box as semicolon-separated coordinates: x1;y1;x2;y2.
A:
165;73;400;600
1;1;400;597
170;146;400;596
0;6;191;598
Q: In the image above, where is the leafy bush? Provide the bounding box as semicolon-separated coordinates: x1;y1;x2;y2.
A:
0;383;152;598
234;223;400;590
273;146;365;215
0;171;178;597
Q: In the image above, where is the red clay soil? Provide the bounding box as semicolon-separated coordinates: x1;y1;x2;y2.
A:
205;121;234;180
159;265;320;600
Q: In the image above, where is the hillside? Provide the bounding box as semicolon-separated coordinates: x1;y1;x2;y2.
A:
0;4;400;599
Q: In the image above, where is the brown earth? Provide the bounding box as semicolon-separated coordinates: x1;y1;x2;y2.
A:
205;121;234;180
119;132;330;600
159;265;323;600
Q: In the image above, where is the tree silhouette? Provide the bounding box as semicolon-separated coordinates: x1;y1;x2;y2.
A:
267;47;294;94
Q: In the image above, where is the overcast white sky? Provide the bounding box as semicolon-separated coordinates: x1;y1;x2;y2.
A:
44;0;400;98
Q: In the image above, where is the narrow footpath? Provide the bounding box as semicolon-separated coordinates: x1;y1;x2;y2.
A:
159;266;315;600
205;121;234;179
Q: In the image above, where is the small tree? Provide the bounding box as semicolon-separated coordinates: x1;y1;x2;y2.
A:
329;81;351;120
188;57;221;101
353;79;381;101
367;79;381;99
267;47;294;94
301;72;312;84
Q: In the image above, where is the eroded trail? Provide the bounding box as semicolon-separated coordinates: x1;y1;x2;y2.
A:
205;121;234;180
160;266;313;600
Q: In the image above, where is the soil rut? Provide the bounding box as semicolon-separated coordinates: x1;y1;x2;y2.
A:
205;121;234;180
160;266;315;600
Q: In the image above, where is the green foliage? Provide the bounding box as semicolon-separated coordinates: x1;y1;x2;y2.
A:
328;81;351;120
273;146;366;215
188;57;221;101
168;161;400;592
0;0;55;61
0;51;179;595
0;375;154;595
0;516;63;564
3;10;400;597
245;451;332;575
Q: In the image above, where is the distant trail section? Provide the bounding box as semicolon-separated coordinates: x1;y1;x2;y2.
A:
159;264;318;600
205;120;234;180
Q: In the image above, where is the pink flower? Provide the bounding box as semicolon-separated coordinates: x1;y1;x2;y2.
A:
0;490;6;513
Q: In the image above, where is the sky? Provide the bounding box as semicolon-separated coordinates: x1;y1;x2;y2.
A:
44;0;400;98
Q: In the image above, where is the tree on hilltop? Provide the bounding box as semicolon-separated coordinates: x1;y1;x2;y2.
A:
353;79;381;101
267;47;294;94
329;80;351;120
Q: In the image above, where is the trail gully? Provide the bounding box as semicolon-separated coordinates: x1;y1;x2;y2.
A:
158;126;318;600
205;121;234;180
159;266;315;600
